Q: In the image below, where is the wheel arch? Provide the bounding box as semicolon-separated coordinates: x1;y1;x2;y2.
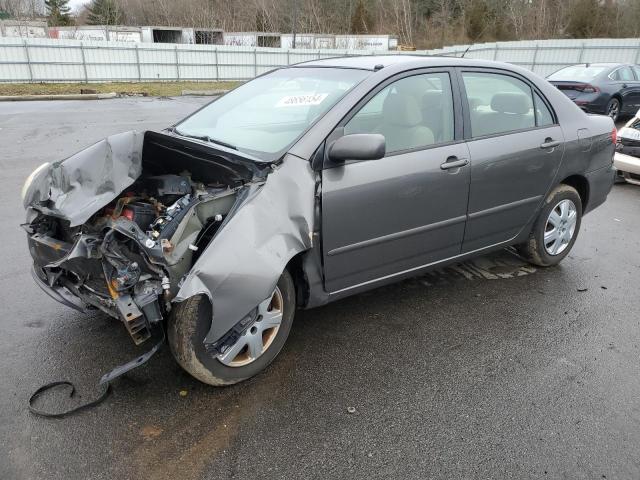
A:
285;250;311;308
610;93;623;113
559;174;589;211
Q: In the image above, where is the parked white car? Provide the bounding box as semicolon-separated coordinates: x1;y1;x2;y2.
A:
615;113;640;185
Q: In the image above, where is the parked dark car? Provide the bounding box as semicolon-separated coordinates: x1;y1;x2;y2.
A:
22;56;616;386
547;63;640;121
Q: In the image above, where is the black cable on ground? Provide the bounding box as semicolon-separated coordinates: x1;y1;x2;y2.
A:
28;381;112;419
28;326;165;419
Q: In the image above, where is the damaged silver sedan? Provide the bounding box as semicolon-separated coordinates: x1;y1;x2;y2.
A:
23;56;615;385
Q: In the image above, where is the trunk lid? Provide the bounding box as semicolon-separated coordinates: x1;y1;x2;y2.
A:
549;81;595;100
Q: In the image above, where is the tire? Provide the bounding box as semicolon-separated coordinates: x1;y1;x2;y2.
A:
168;270;296;386
516;184;582;267
606;97;621;122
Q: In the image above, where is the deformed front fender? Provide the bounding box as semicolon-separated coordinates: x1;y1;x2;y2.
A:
174;154;317;344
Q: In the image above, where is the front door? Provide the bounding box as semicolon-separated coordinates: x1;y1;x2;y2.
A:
458;69;565;252
321;70;471;293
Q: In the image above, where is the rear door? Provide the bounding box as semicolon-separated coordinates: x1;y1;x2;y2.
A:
321;69;470;293
458;69;565;253
611;66;640;115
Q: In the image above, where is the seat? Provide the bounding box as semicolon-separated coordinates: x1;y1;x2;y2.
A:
472;92;533;137
376;93;434;153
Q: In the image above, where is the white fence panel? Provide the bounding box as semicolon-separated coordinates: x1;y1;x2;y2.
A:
0;41;30;81
137;44;177;80
178;46;218;81
84;43;138;81
4;37;640;84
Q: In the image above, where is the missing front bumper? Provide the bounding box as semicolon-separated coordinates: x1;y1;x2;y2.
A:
31;266;87;313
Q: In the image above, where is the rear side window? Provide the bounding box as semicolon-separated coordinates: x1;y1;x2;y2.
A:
534;92;555;126
611;67;634;81
633;66;640;80
345;72;454;154
462;72;535;137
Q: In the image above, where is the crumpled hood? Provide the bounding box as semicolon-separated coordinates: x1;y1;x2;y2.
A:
23;130;145;227
22;130;267;227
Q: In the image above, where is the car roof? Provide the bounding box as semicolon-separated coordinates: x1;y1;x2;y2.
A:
562;63;630;68
291;55;503;71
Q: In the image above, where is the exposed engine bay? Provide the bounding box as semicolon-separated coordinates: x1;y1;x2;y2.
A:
23;130;277;347
27;172;238;344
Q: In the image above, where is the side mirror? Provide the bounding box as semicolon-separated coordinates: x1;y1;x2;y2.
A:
327;134;386;163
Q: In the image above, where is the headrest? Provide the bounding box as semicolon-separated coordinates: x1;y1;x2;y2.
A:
468;97;481;111
397;75;429;98
383;93;422;127
490;92;530;115
422;90;444;110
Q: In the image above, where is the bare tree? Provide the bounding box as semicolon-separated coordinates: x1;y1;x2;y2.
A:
46;0;640;49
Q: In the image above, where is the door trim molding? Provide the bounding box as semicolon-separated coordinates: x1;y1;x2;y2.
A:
467;195;543;220
327;214;467;257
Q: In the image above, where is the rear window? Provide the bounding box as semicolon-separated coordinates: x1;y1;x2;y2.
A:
548;65;609;82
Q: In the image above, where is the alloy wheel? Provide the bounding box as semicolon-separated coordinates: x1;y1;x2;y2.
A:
543;199;577;255
608;99;620;120
217;287;283;367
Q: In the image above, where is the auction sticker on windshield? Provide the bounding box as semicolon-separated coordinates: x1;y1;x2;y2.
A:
276;93;328;107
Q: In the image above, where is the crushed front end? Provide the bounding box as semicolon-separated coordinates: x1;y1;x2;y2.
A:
23;130;269;347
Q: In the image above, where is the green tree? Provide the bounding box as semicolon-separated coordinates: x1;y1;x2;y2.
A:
350;0;373;34
86;0;123;26
45;0;72;26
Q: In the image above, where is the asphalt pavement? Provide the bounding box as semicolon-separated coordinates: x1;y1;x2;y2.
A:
1;97;639;480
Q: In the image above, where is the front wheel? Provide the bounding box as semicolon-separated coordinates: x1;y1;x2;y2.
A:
168;270;296;386
516;184;582;267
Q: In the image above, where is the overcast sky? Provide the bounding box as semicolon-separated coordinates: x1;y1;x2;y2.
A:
69;0;89;12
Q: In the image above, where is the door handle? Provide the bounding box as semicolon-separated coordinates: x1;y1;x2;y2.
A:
440;157;469;170
540;139;561;149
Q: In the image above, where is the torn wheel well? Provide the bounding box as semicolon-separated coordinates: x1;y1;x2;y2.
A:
286;252;310;309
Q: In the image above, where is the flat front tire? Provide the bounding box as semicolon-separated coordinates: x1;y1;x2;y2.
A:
516;184;582;267
168;270;296;386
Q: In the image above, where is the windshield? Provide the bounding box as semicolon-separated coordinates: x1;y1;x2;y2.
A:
175;67;370;160
548;65;609;82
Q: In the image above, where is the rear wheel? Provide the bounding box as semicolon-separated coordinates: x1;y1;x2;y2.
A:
516;184;582;267
606;97;621;122
168;270;296;386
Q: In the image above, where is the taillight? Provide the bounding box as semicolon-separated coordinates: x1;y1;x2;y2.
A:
611;127;617;144
582;84;599;93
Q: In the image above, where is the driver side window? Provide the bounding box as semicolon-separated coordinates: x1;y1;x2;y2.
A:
344;72;454;154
